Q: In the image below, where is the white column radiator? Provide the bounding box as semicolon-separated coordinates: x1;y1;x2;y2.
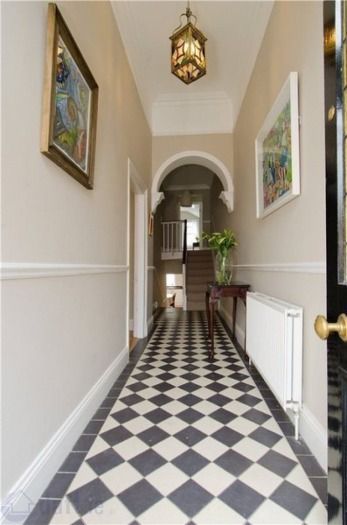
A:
246;292;303;438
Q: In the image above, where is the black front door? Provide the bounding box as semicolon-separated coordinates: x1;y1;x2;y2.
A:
322;2;347;523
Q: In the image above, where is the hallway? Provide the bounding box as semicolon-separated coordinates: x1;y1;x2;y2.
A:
25;311;326;525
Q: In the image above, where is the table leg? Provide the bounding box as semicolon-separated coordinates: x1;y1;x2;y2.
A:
233;297;237;336
209;300;215;360
242;297;247;354
205;292;211;339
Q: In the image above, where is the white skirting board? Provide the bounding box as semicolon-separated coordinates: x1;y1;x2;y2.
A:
300;405;327;472
1;346;129;525
218;305;327;472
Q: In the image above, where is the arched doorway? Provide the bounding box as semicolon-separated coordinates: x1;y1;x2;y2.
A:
151;151;234;214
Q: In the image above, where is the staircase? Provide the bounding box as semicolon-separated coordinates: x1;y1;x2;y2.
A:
186;249;214;310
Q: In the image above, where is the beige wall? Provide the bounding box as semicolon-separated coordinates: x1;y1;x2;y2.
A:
1;0;151;499
211;1;327;468
152;134;233;181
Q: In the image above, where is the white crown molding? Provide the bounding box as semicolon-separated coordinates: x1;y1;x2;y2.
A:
152;94;234;136
234;262;326;274
1;263;129;280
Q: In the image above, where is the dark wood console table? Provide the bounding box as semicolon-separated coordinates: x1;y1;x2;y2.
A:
205;282;250;359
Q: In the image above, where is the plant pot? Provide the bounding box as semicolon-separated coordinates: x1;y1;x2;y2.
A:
215;251;233;284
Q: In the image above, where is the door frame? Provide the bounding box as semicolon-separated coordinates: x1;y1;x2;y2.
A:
127;158;148;342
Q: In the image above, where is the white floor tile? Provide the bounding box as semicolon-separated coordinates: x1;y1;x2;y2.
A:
250;498;302;524
114;436;148;460
101;462;142;495
239;463;283;497
83;496;134;525
232;437;269;462
192;463;236;496
67;462;97;492
304;500;328;525
193;436;229;461
152;436;188;461
226;416;258;435
137;497;188;524
193;416;225;435
146;463;188;496
193;497;244;524
48;498;79;524
122;415;153;434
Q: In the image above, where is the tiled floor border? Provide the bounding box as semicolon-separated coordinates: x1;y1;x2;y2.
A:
215;311;327;507
23;309;327;525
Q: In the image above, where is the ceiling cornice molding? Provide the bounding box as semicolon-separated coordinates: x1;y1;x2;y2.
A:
152;94;233;136
112;1;274;137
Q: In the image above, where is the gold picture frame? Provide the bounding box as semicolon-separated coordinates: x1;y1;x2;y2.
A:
148;213;154;237
41;4;98;189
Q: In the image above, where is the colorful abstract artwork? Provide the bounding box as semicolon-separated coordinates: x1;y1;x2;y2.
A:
255;73;300;218
41;4;98;189
262;102;292;209
54;36;91;172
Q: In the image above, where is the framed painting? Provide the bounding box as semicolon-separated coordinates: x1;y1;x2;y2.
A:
41;4;98;189
148;213;154;237
255;72;300;218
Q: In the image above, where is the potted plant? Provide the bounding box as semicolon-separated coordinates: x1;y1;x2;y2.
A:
202;229;237;284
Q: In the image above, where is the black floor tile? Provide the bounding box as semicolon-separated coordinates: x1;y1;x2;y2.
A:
219;480;265;519
298;455;326;477
59;452;87;473
41;472;74;499
172;449;209;476
67;478;113;516
212;426;244;447
258;450;297;478
83;419;104;434
168;480;213;517
270;480;317;520
309;476;328;505
23;499;60;525
249;427;282;448
130;449;166;476
118;479;162;517
87;447;124;475
215;449;252;477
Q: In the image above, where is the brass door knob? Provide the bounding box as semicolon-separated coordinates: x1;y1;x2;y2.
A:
314;314;347;342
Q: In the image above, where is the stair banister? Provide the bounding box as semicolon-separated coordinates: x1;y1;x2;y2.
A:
182;219;187;310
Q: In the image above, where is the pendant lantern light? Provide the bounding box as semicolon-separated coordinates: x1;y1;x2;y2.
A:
170;1;207;85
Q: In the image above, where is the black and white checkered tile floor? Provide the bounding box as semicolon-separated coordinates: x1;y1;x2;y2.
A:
25;310;327;525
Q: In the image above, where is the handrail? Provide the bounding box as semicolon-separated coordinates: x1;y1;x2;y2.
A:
182;219;188;264
161;219;185;224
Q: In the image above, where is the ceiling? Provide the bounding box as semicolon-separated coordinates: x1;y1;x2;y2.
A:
111;1;273;136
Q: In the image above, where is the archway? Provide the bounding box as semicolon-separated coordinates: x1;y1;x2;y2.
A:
151;151;234;214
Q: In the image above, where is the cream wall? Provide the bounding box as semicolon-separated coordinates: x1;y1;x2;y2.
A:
152;134;233;182
211;1;327;468
1;0;151;503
